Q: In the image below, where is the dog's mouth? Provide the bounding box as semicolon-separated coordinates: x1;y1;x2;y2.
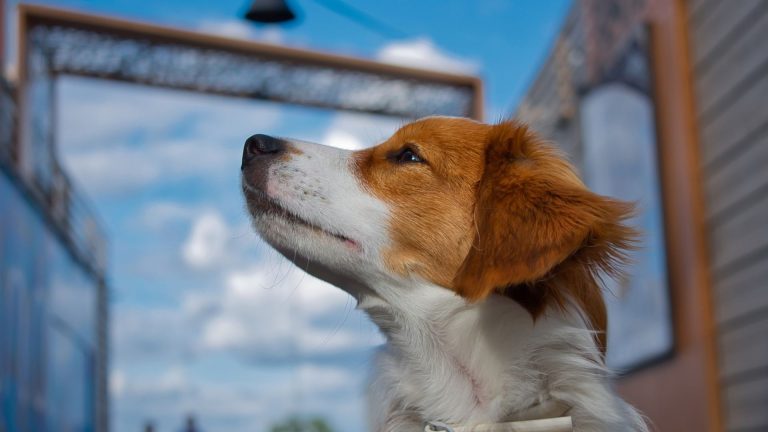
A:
243;183;359;249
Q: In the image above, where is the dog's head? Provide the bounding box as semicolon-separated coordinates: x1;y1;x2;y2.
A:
241;117;635;346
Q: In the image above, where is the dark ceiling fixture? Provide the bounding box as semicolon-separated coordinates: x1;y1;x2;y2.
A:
242;0;408;39
243;0;297;24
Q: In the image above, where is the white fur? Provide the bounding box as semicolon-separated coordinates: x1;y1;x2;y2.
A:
243;138;649;432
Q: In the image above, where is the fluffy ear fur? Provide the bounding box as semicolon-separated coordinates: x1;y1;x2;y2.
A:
452;121;636;348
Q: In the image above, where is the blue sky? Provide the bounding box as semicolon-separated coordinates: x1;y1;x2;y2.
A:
3;1;573;431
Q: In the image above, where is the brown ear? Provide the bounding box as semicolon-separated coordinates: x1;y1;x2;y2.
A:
452;121;636;305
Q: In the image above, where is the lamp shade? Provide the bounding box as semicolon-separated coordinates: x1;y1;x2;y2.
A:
244;0;296;23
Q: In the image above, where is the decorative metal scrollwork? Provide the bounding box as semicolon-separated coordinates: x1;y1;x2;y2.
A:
28;24;477;119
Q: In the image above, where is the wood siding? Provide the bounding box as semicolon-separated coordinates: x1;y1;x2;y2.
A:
687;0;768;430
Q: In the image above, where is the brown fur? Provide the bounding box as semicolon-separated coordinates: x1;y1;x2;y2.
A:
354;118;488;288
355;118;637;351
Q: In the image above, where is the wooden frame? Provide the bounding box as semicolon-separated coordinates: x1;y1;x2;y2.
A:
16;4;483;120
615;1;722;430
578;23;676;374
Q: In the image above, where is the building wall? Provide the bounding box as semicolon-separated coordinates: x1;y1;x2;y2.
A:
687;0;768;430
515;0;724;430
0;170;100;432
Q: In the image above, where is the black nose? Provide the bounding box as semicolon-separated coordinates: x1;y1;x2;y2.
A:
242;134;286;168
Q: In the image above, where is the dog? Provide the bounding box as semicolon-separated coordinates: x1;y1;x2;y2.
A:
241;117;649;432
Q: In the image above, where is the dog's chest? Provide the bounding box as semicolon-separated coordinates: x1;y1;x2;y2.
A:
367;305;545;428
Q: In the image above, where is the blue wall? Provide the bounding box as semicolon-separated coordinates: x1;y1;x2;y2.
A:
0;170;98;432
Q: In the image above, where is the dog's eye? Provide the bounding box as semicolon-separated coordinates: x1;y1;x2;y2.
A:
393;147;424;164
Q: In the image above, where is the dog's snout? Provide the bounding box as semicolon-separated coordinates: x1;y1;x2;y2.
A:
242;134;286;168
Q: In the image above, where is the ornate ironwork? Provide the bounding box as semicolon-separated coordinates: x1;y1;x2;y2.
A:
26;21;478;119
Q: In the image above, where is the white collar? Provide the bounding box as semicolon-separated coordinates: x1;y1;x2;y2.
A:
424;416;572;432
425;399;573;432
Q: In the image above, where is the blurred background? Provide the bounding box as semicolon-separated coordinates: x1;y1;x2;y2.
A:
0;0;765;431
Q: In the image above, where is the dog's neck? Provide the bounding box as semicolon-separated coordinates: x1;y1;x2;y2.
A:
356;278;645;431
357;279;568;426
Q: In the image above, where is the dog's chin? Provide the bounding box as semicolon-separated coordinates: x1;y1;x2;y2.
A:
242;183;360;255
243;188;374;299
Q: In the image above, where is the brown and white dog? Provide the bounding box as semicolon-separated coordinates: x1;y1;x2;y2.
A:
241;117;648;431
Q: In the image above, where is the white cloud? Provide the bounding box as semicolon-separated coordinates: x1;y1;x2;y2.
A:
112;306;197;362
182;211;231;269
376;37;479;74
110;259;377;432
296;364;355;393
112;256;381;366
259;27;285;45
323;129;365;150
57;78;282;197
127;367;189;398
195;264;381;362
64;146;160;194
63;137;242;196
110;369;127;398
198;18;285;44
111;361;367;432
139;201;199;231
198;19;257;39
321;111;403;150
59;79;204;149
137;202;267;276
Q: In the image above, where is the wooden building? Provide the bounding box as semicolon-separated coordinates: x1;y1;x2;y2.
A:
516;0;768;430
688;0;768;430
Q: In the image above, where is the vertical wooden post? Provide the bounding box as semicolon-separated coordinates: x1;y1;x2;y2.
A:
470;76;485;122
